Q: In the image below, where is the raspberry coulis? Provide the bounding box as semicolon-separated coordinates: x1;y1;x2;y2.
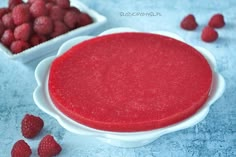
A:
49;32;212;132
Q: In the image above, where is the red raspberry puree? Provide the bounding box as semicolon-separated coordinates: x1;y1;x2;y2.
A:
48;32;212;132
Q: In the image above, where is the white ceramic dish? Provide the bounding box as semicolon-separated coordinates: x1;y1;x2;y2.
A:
33;27;225;148
0;0;107;63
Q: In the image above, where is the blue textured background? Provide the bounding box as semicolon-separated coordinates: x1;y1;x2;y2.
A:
0;0;236;156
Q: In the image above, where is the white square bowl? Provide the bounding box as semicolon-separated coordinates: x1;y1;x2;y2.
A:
33;27;225;148
0;0;107;63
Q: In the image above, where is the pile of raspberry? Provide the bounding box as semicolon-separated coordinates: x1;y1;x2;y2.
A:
0;0;93;54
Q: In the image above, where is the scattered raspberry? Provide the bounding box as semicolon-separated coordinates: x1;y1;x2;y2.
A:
38;134;62;157
79;12;93;26
208;13;225;28
1;29;15;47
10;40;30;53
2;13;15;29
201;26;218;42
30;0;48;18
51;20;69;38
21;114;44;138
55;0;70;9
64;10;80;29
30;34;47;46
180;14;198;30
34;16;53;35
49;5;65;21
8;0;23;10
0;20;5;37
11;140;32;157
12;4;31;25
14;23;32;41
0;8;9;19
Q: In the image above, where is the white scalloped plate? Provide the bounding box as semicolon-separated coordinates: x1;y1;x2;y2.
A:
0;0;107;63
33;27;225;147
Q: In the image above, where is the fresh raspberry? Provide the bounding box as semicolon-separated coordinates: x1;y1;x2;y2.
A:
14;23;32;41
30;34;47;46
28;0;38;3
8;0;23;10
29;0;49;4
1;29;15;47
50;0;57;3
38;135;62;157
0;21;5;37
49;6;65;21
21;114;44;138
46;2;54;11
64;10;80;29
0;8;10;19
79;12;93;26
180;14;198;30
69;6;81;14
2;13;15;29
201;26;218;42
55;0;70;9
34;16;53;35
30;0;48;18
51;20;69;38
12;4;31;25
11;140;32;157
10;40;30;53
208;13;225;28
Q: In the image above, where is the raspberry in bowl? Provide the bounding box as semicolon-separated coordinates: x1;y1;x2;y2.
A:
33;28;225;147
0;0;106;63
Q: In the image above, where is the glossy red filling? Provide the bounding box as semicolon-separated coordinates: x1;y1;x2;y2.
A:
48;32;212;132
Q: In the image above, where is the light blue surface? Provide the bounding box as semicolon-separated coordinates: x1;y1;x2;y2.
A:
0;0;236;156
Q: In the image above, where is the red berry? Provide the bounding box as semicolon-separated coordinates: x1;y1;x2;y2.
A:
30;34;47;46
34;16;53;35
201;26;218;42
180;14;198;30
29;0;49;3
0;8;10;19
0;20;5;37
11;140;32;157
12;4;31;25
2;13;15;29
30;0;48;18
55;0;70;9
14;23;32;41
21;114;44;138
8;0;23;10
79;12;93;26
46;2;54;11
49;6;65;21
208;13;225;28
10;40;30;54
28;0;40;4
69;6;81;14
64;10;80;29
38;134;62;157
51;20;69;38
1;29;15;47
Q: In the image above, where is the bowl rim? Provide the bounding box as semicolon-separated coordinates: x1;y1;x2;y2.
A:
0;0;107;62
33;27;226;141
